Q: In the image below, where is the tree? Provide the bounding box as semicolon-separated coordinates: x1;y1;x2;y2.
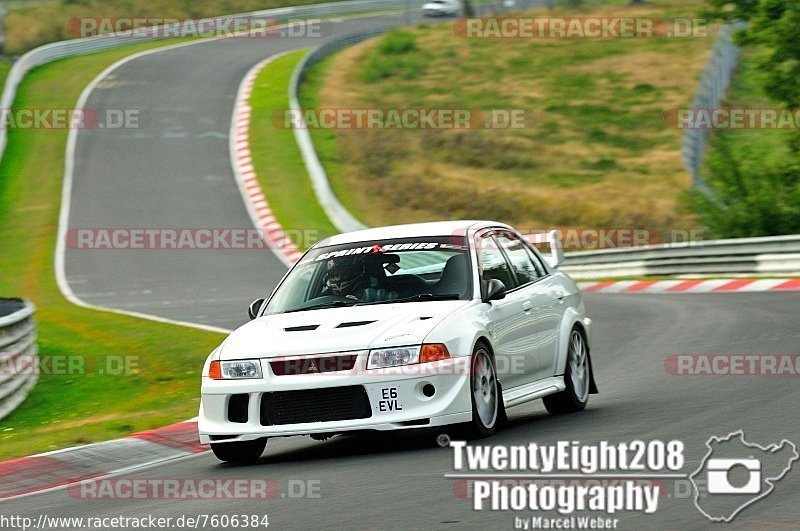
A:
688;0;800;237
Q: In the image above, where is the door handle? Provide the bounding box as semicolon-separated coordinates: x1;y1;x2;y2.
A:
556;291;566;302
522;301;532;312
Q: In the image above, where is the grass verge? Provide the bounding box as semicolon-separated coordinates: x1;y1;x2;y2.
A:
0;38;225;460
248;50;339;247
301;0;716;237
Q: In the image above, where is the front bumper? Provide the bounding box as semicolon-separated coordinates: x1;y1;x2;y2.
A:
198;355;472;444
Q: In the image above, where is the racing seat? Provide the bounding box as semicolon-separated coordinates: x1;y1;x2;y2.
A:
383;274;427;298
432;254;469;297
362;287;398;303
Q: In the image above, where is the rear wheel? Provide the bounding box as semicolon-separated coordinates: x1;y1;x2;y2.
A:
543;328;590;414
466;344;500;437
211;438;268;464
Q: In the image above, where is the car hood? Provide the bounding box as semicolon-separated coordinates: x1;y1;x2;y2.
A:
218;300;470;360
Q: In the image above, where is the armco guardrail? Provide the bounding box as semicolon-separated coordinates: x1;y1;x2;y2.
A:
289;28;392;233
560;235;800;279
681;21;747;192
0;0;414;168
0;298;38;421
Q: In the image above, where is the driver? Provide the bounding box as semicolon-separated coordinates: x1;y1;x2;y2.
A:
325;256;398;302
326;256;367;298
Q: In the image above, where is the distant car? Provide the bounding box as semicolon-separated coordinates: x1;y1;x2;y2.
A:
199;221;597;463
422;0;460;16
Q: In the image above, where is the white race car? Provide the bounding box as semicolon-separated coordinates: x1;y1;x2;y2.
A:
422;0;460;17
199;221;597;463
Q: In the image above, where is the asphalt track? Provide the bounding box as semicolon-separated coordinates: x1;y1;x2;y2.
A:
62;12;424;331
26;8;800;530
5;293;799;528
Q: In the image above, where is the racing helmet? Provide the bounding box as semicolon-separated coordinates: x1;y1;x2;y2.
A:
326;257;366;296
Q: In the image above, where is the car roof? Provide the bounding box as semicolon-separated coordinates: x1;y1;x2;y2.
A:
315;220;511;247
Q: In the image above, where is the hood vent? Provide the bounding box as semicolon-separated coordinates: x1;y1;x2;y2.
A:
284;324;320;332
419;316;433;320
336;320;376;328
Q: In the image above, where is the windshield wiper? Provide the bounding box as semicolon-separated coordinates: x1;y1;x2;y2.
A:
358;293;461;306
283;300;356;313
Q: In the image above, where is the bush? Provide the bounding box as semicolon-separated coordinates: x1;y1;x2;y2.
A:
377;30;417;55
686;135;800;238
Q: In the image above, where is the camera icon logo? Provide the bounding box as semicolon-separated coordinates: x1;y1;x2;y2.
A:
690;431;798;522
706;457;761;494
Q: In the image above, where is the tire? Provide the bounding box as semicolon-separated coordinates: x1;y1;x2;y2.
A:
543;328;590;415
466;343;501;438
211;438;268;464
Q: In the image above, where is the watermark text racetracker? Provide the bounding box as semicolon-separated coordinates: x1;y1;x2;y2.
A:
66;227;323;250
70;477;321;500
665;354;800;376
69;16;324;39
445;439;685;528
666;108;800;129
454;17;707;39
0;109;139;130
0;354;139;377
273;108;526;129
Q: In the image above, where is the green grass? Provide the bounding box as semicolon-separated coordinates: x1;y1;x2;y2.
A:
248;50;339;247
297;0;715;233
0;38;225;460
0;58;11;94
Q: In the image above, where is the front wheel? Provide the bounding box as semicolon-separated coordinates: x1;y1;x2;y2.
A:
543;328;590;415
211;438;268;464
466;344;501;437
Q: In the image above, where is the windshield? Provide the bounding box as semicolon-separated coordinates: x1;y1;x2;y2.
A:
265;236;472;315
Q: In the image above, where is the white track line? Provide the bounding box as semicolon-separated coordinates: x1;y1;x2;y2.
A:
55;29;313;333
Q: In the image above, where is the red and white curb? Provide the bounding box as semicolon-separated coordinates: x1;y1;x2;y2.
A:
0;420;205;501
230;52;303;268
578;278;800;294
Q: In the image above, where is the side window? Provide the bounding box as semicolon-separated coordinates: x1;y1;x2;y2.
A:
497;233;543;286
477;234;516;290
524;245;548;277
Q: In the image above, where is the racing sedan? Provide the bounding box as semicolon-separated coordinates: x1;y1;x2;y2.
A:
199;221;597;463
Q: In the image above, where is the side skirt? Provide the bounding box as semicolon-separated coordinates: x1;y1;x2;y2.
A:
502;376;566;409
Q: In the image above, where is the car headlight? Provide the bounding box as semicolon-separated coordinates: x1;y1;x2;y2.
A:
367;346;421;369
208;359;263;380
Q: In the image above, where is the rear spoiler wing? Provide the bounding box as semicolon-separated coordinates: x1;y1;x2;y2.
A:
525;230;564;269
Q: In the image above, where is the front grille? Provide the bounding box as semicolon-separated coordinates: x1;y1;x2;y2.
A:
260;386;371;426
270;354;359;376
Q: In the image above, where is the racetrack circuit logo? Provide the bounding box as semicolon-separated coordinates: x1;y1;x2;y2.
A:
689;431;799;522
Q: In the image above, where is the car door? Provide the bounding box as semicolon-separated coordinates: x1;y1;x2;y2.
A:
495;232;562;383
475;232;529;390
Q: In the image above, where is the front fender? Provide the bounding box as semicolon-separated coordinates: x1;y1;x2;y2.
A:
423;301;490;359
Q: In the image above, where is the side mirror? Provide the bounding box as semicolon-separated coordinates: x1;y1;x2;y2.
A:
248;298;266;320
483;279;507;302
